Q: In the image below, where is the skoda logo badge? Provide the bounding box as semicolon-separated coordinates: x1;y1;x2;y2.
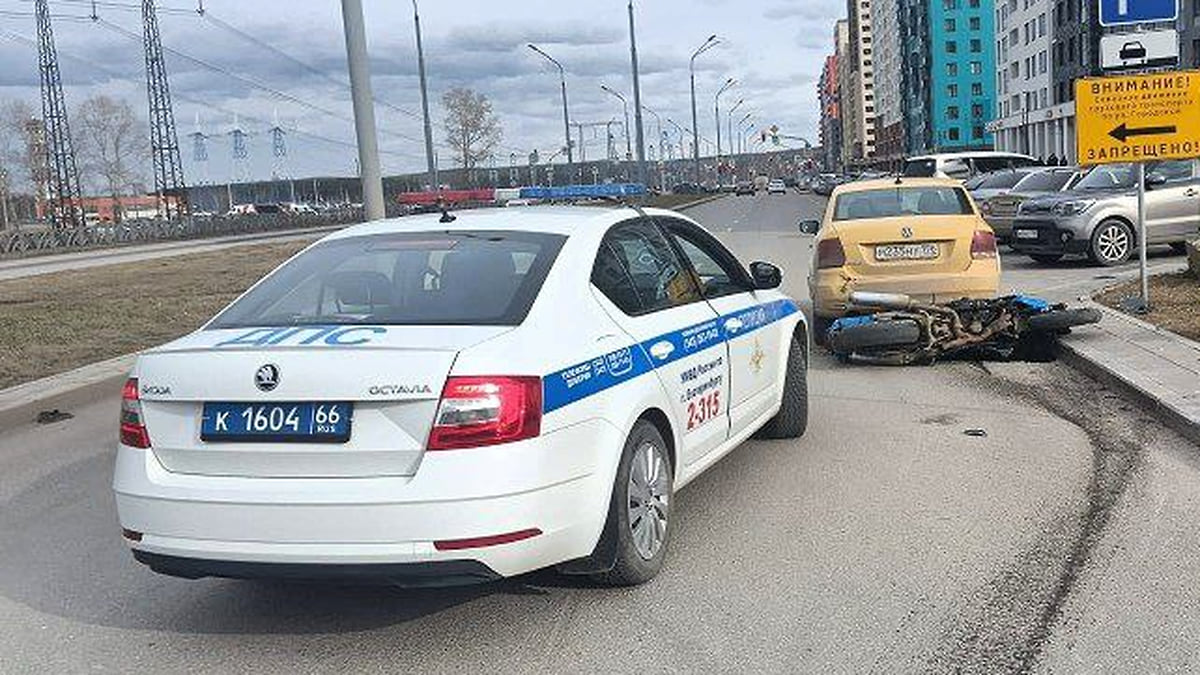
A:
255;364;280;392
901;226;914;239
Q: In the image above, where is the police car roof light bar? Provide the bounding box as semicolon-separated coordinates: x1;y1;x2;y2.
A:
518;183;648;201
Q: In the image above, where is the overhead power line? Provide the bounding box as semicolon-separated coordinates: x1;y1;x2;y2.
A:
196;9;421;122
90;17;425;147
0;28;425;163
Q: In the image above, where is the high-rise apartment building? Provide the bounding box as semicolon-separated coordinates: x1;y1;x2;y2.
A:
844;0;876;167
899;0;996;155
989;0;1067;161
873;0;906;167
819;50;844;171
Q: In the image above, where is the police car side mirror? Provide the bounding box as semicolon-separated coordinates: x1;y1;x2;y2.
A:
749;261;782;290
797;219;820;235
1145;172;1168;189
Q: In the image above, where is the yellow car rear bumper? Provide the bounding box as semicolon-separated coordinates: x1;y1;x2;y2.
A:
810;260;1001;318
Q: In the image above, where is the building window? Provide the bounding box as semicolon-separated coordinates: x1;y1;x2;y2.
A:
948;84;959;97
948;62;959;76
970;39;982;53
947;41;958;53
947;106;960;120
972;126;985;140
972;82;983;96
970;17;981;31
948;127;961;141
945;18;957;31
971;103;984;118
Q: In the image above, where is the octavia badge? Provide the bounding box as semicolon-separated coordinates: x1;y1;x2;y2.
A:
255;364;280;392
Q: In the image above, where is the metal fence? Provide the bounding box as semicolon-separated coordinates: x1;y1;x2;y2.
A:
0;211;363;259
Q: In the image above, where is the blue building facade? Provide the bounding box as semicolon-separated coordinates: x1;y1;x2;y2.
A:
901;0;996;154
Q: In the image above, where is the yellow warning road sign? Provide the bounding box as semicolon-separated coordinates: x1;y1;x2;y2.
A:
1076;70;1200;165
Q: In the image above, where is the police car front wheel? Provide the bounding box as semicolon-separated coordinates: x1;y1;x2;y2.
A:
755;337;809;440
592;419;674;586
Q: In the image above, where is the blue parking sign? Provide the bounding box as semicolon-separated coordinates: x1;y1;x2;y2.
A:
1098;0;1178;26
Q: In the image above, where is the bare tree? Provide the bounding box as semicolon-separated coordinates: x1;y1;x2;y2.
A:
0;99;37;193
441;87;502;170
73;95;148;222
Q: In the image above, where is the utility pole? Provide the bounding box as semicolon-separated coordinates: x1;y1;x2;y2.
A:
34;0;82;229
141;0;186;219
627;1;646;184
528;44;573;168
689;35;719;183
412;0;436;191
341;0;385;220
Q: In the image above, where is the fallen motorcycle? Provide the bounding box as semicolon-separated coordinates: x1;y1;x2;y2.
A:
826;292;1102;366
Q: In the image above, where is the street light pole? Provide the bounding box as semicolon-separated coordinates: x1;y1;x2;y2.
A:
714;78;735;157
601;85;632;161
642;105;665;190
411;1;437;191
689;35;718;183
628;1;646;184
738;112;752;155
726;98;743;157
340;0;384;220
528;44;573;168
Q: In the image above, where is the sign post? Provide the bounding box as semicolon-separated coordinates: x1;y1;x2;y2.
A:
1076;70;1200;312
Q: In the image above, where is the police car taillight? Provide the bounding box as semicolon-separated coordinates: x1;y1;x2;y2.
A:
427;376;542;451
120;378;152;449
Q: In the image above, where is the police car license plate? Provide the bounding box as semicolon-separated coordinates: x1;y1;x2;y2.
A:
1015;229;1039;240
201;402;352;443
874;243;940;261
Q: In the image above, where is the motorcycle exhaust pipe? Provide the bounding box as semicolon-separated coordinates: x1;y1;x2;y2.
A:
849;291;917;310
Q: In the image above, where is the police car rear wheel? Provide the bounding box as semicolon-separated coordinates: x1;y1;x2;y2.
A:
756;337;808;440
592;420;673;586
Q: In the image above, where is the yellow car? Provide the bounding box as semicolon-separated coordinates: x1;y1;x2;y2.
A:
801;177;1000;335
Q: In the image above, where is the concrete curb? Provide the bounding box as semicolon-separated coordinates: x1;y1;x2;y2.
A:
1058;302;1200;446
0;354;135;431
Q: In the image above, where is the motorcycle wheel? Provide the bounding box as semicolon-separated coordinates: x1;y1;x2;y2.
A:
1026;308;1103;333
828;320;922;354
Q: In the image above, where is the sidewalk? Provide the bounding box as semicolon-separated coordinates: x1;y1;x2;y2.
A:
1060;303;1200;445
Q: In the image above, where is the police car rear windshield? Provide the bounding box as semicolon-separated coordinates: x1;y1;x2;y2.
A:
833;187;973;221
209;231;565;328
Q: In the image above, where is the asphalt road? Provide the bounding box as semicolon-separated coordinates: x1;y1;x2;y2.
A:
1;192;1197;673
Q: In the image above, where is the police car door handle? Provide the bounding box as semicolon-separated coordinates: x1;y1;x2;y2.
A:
1186;188;1199;198
649;341;675;361
724;318;745;333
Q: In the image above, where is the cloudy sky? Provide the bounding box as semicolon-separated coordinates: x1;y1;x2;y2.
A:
0;0;846;184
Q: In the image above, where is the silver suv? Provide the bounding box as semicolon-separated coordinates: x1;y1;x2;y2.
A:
1009;160;1200;265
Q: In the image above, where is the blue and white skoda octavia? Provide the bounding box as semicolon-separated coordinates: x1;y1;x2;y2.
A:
114;199;809;586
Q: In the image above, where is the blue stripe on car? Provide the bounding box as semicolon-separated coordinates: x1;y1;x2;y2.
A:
543;299;799;413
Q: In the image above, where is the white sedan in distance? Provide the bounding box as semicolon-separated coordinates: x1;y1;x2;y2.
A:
767;179;788;195
114;192;810;587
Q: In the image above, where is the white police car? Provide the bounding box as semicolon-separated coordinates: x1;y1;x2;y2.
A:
114;195;809;586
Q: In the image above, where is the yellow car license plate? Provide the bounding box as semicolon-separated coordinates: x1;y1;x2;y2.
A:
874;243;940;261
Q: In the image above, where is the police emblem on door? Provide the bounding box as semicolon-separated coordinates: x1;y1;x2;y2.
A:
255;364;280;392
